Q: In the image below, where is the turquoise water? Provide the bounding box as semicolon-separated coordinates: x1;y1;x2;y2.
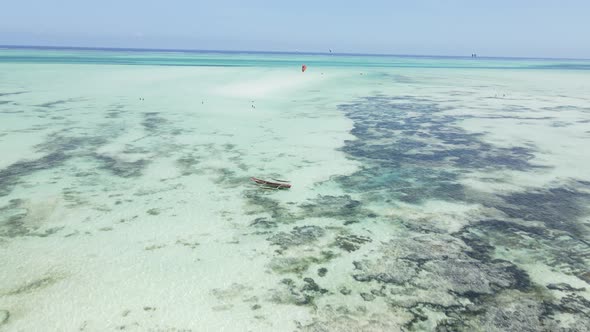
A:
2;46;590;70
1;47;590;331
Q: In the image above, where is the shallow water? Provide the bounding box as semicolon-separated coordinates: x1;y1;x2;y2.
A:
1;48;590;331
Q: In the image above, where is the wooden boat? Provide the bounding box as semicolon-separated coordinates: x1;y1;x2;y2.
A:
250;177;292;189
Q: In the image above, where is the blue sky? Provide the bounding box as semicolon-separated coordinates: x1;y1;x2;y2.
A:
1;0;589;58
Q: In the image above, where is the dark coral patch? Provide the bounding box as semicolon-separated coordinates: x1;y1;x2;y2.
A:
336;96;545;204
267;226;325;250
0;152;69;197
496;187;590;237
93;153;148;178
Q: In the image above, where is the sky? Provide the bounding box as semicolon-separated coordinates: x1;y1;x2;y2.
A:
1;0;589;58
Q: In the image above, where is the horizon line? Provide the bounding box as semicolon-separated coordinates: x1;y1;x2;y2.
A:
1;44;589;62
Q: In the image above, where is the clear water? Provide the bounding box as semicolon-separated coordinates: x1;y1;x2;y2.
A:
1;47;589;331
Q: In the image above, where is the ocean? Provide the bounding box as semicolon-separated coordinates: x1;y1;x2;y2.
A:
1;46;589;331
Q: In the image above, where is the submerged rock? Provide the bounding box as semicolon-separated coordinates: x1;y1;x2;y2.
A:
271;277;328;307
93;153;148;178
360;293;375;301
477;297;546;332
579;271;590;284
548;293;590;317
296;305;405;332
0;152;70;197
334;234;372;252
546;283;586;292
269;252;335;275
249;217;277;229
267;225;325;250
243;190;297;222
0;310;9;326
300;195;367;219
496;187;590;237
146;208;160;215
352;259;418;284
0;198;63;238
302;278;328;294
339;287;352;295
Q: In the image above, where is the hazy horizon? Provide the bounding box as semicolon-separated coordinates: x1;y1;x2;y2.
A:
1;0;589;59
3;44;590;61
